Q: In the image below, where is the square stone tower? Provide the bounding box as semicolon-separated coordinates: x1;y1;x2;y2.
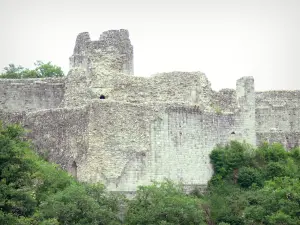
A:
69;29;134;75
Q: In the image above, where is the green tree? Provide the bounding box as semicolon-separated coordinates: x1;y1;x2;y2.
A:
84;183;124;222
256;142;288;163
0;121;123;224
208;141;300;224
0;122;37;217
244;177;300;224
264;161;288;179
38;183;122;225
125;180;206;225
32;161;74;204
22;69;39;78
237;167;263;188
289;147;300;162
0;61;64;79
209;141;251;185
205;183;248;225
0;64;24;78
34;61;64;78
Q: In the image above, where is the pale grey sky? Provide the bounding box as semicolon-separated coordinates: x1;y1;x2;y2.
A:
0;0;299;91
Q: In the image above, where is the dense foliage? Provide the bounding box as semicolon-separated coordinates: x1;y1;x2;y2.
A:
0;61;64;79
0;122;122;224
1;121;299;224
206;141;300;225
125;181;206;224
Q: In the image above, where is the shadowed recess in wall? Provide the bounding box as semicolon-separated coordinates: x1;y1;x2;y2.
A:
71;161;77;179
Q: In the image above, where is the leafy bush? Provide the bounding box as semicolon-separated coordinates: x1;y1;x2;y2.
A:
39;184;120;225
208;141;300;224
289;147;300;161
210;141;247;177
0;123;37;217
125;180;206;225
264;161;287;179
237;167;263;188
244;177;300;224
256;142;288;163
0;121;122;224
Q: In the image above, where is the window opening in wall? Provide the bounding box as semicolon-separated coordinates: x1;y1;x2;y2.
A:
71;161;77;179
99;95;105;99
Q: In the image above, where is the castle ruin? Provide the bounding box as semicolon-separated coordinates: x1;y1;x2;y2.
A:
1;29;300;192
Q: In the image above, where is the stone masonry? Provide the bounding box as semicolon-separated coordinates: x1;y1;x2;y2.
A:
0;29;299;192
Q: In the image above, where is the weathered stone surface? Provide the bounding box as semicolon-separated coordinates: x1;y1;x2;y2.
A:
0;78;64;112
255;91;300;148
69;29;133;75
0;29;299;192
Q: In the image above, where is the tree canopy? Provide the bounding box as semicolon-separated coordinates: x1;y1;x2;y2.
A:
205;141;300;225
0;61;64;79
125;180;206;225
0;122;122;224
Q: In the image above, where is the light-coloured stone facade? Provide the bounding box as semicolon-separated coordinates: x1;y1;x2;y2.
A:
1;29;299;192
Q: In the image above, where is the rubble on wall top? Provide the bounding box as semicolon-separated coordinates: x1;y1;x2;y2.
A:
99;29;129;40
73;29;131;54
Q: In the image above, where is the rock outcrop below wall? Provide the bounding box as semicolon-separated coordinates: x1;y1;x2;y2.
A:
0;29;299;192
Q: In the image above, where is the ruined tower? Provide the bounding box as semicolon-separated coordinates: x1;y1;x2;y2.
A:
69;29;134;75
63;29;134;107
236;76;256;145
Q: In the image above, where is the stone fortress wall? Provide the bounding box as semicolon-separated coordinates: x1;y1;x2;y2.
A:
255;91;300;149
0;78;64;112
0;29;299;192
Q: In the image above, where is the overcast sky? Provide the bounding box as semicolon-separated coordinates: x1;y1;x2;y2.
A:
0;0;299;91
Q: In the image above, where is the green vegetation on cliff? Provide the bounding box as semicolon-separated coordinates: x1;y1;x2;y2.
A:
205;141;300;225
125;181;206;224
0;61;64;79
0;122;122;224
0;121;299;224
